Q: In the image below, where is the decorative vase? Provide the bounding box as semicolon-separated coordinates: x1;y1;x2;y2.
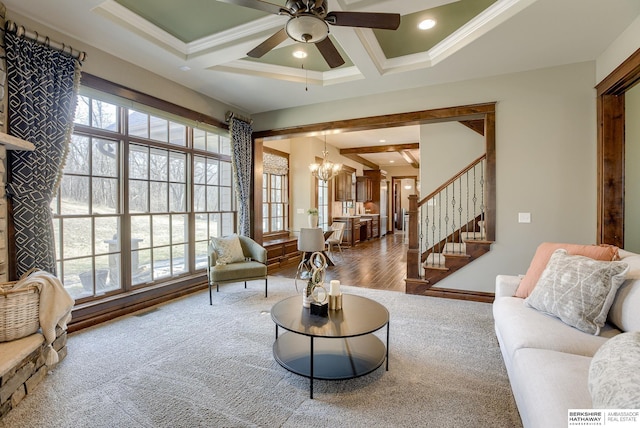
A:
308;214;318;228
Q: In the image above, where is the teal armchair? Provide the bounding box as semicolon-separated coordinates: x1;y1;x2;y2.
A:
207;235;268;305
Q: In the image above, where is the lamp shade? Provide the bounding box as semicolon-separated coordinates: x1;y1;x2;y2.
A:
285;15;329;43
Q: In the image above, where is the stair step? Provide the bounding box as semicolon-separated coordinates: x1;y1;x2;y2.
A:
443;242;466;254
423;252;446;268
461;232;485;241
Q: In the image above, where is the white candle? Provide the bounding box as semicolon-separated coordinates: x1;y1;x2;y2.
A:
330;280;340;296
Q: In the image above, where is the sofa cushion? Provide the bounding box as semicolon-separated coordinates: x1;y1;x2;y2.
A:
515;242;619;298
209;261;267;283
493;296;616;367
510;348;593;428
608;251;640;332
524;250;629;335
589;331;640;409
210;234;245;265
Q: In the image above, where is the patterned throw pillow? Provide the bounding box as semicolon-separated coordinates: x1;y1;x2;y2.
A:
589;331;640;408
211;235;245;266
524;249;629;335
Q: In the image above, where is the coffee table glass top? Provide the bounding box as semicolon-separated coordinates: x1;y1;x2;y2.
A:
271;294;389;338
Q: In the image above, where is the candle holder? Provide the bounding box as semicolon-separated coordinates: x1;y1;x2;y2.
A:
329;293;343;311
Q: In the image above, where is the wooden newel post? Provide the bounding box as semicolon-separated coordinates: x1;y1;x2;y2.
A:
407;194;420;280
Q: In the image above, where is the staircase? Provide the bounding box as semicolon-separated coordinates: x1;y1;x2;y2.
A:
405;155;494;300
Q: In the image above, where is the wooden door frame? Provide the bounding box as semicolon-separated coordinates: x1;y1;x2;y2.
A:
391;175;417;231
596;48;640;247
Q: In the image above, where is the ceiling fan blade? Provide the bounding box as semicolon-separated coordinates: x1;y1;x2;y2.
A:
216;0;285;16
326;11;401;30
247;28;288;58
315;37;345;69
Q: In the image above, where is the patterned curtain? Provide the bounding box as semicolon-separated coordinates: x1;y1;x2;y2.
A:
5;32;82;276
229;117;252;237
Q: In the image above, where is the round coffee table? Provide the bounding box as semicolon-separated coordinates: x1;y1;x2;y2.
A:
271;294;389;398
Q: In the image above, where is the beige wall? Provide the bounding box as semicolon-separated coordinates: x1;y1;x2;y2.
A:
253;62;600;293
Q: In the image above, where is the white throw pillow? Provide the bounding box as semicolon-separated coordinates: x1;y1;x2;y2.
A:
524;249;629;335
211;234;245;265
589;331;640;408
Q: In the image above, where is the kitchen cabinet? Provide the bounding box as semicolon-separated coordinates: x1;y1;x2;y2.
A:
335;171;354;201
360;214;380;239
333;216;360;246
356;176;373;202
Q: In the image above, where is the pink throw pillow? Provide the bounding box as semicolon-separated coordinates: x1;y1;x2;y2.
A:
514;242;619;298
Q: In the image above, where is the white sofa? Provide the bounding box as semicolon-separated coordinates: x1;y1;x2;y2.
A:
493;249;640;428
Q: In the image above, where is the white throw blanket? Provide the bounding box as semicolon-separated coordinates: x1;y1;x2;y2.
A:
13;270;74;365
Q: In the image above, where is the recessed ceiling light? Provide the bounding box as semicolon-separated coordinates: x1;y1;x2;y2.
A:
293;50;307;59
418;19;436;30
379;139;386;143
389;160;395;163
179;65;191;71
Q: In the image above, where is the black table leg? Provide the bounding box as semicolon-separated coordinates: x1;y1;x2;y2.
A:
310;336;314;399
386;321;390;371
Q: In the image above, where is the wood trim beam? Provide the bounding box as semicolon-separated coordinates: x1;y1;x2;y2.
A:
342;153;379;169
401;150;419;169
459;119;485;136
253;103;495;139
339;143;419;155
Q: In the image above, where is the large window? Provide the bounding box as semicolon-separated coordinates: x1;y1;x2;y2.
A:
53;90;235;301
262;149;289;236
317;178;329;229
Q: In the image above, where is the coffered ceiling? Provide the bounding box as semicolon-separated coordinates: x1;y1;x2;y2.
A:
3;0;640;168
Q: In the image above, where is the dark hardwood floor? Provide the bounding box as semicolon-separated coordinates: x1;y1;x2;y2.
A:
270;232;407;293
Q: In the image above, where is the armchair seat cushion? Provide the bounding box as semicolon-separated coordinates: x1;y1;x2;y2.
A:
209;261;267;283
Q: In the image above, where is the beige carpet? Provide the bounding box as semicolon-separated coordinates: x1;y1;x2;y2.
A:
0;277;521;428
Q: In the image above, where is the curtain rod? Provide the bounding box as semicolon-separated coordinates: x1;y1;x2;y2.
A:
225;111;252;125
5;20;87;62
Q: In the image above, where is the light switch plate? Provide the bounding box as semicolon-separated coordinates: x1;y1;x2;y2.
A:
297;208;305;214
518;212;531;223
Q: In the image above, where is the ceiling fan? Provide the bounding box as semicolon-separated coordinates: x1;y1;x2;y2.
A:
218;0;401;68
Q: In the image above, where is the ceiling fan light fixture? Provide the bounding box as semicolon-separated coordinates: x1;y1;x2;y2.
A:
293;50;307;59
286;15;329;43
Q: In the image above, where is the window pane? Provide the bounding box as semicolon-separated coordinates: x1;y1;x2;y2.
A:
150;182;168;212
153;247;171;279
129;145;149;180
169;122;186;146
92;178;118;214
206;159;219;185
195;214;208;240
220;187;232;211
209;213;221;238
220;135;231;155
150;148;168;181
129;179;149;213
95;254;119;293
95;216;120;255
172;214;187;244
194;156;206;184
132;249;151;285
60;175;90;215
128;110;149;138
221;161;232;186
64;257;93;299
131;215;151;250
194;129;206;151
92;99;118;130
169;152;186;182
195;241;208;270
194;185;206;212
206;186;219;211
172;244;187;275
63;218;92;258
169;183;186;212
65;135;90;174
74;95;90;126
92;139;118;177
153;215;171;247
221;213;234;235
150;115;168;142
206;132;219;153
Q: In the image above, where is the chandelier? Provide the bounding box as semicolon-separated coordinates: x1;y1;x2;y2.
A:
309;136;342;182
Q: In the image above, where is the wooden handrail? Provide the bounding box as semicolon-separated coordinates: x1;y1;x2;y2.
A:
417;154;486;207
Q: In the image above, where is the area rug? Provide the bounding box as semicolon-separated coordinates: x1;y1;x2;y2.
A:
0;277;521;427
